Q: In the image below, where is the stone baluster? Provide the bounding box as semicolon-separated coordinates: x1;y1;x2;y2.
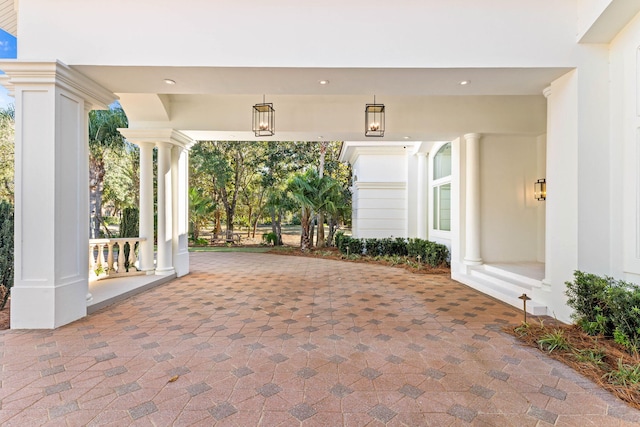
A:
117;241;126;273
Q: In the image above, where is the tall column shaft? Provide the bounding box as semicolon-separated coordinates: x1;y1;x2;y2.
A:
156;142;174;274
138;141;155;272
172;147;190;277
464;133;483;265
416;152;427;239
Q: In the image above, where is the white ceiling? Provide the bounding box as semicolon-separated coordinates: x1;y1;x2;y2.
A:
73;65;570;142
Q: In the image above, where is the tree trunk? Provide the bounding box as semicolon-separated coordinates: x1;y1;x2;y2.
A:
214;210;222;234
94;180;104;239
317;213;325;247
276;210;283;245
327;217;338;247
252;218;258;238
300;207;312;251
247;205;252;237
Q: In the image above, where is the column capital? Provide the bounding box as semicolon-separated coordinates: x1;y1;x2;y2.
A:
463;133;482;142
543;86;552;98
119;128;194;150
0;60;116;109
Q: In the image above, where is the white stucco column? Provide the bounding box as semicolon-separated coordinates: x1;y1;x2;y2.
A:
416;152;427;239
0;61;115;328
464;133;483;265
156;141;174;274
172;146;190;277
138;141;155;273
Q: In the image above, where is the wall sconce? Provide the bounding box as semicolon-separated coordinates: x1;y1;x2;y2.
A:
534;178;546;201
365;95;385;137
252;95;275;137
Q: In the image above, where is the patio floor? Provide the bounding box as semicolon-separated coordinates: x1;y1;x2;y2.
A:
1;252;639;426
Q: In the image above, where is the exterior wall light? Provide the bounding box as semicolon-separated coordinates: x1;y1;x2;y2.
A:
365;95;385;137
534;178;546;201
252;95;275;137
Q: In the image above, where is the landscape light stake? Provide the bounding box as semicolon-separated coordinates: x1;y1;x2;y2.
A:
519;293;531;323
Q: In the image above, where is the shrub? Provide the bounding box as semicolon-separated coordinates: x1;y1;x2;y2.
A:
538;329;571;353
262;232;277;246
365;238;381;256
0;200;13;310
346;238;364;256
566;271;640;354
334;231;346;251
565;271;613;334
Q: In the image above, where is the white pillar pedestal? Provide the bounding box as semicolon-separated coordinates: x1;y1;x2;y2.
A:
138;141;155;273
416;152;427;239
0;61;115;329
464;133;483;265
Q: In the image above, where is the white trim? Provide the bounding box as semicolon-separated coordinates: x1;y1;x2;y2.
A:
354;181;407;190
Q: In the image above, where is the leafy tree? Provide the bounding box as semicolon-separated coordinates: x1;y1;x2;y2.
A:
102;142;139;216
0;106;14;204
0;200;13;310
189;188;216;240
89;105;128;238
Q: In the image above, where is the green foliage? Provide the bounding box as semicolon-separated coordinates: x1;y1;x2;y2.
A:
0;106;14;204
602;359;640;388
337;235;448;267
0;200;13;309
538;329;571;353
566;271;640;353
334;231;346;250
262;232;278;246
120;207;139;270
514;322;531;337
566;271;613;333
573;347;606;367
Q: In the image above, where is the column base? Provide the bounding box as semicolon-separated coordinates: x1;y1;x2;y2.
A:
463;258;483;266
155;267;176;275
174;251;190;278
11;278;88;329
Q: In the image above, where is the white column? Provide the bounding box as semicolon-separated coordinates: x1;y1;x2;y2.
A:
172;146;190;277
138;141;155;273
464;133;483;265
0;61;115;328
416;152;427;239
156;141;174;274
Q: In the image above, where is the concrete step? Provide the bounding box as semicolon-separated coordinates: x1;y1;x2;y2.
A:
469;267;537;292
455;270;547;316
483;264;543;288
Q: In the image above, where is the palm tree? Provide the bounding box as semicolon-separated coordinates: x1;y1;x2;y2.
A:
189;188;216;241
88;105;128;238
287;169;341;251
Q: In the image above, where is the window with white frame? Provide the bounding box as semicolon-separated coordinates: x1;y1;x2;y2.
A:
432;143;451;232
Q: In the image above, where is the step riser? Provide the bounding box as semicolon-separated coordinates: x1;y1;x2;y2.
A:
453;274;547;316
482;264;542;288
469;270;532;292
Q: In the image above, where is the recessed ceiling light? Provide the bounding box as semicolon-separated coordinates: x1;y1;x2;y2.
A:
317;136;324;139
403;136;411;140
319;80;330;85
164;79;176;85
459;80;470;85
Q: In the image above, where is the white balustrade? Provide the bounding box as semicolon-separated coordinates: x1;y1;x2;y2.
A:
89;237;147;280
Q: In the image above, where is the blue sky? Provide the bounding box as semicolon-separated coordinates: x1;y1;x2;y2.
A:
0;29;17;108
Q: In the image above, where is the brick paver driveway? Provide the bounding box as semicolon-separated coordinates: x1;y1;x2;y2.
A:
0;252;639;426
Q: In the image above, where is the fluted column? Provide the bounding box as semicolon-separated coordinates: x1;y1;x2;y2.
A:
416;152;427;239
156;141;174;274
464;133;482;265
138;141;155;273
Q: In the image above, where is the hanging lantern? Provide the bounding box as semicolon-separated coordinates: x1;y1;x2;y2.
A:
252;95;275;137
365;95;385;137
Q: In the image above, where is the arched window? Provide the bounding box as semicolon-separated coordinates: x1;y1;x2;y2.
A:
432;143;451;232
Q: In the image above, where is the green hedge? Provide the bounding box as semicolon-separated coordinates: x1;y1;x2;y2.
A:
566;271;640;354
336;233;449;267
